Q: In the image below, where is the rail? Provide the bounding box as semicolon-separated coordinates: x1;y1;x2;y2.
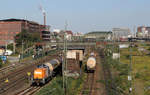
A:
81;73;95;95
17;86;41;95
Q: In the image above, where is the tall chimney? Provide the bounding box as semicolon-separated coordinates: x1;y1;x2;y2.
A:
43;12;46;26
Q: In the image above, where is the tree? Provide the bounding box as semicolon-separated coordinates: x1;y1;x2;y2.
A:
7;43;13;51
15;29;41;47
0;58;2;67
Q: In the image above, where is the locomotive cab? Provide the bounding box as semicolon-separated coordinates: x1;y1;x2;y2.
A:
32;65;52;85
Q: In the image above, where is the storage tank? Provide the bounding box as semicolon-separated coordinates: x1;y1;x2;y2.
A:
87;57;96;69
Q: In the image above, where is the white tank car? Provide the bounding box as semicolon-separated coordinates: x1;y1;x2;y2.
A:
90;52;95;56
86;57;96;70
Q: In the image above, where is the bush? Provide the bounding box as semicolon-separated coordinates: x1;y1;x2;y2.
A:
0;58;2;68
135;72;141;79
126;55;130;59
7;43;13;51
105;55;129;94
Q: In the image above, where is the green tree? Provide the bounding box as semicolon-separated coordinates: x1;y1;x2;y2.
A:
7;43;13;51
15;29;41;47
0;58;2;67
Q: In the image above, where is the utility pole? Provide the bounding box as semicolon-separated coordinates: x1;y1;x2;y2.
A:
22;40;24;59
112;29;115;54
134;26;136;38
129;34;133;95
13;42;16;54
63;34;65;93
63;21;68;95
65;21;68;95
5;41;7;52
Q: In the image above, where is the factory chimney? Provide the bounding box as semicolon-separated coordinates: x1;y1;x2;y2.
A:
43;12;46;26
39;5;46;25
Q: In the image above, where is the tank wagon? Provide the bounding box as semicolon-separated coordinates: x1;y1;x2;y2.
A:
31;58;62;85
85;56;96;73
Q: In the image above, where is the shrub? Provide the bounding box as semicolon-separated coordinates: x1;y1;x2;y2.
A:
0;58;2;68
135;72;141;79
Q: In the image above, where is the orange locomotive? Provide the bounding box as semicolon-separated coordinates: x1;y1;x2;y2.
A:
31;58;62;85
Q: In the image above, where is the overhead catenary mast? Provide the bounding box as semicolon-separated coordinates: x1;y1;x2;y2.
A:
63;21;68;95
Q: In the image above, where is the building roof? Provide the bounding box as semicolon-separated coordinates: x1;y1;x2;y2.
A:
0;18;39;25
0;18;27;22
86;31;112;35
66;30;73;35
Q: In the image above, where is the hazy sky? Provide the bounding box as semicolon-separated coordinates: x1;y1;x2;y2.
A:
1;0;150;33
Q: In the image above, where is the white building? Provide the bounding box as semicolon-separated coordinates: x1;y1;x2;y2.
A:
112;28;131;41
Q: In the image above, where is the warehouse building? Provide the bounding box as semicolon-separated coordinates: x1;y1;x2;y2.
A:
0;19;50;46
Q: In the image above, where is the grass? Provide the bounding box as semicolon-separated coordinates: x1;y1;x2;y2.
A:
35;76;65;95
120;44;150;95
67;75;85;95
105;55;129;95
35;73;86;95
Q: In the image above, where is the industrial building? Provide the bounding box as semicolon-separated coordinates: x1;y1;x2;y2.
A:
0;19;50;46
136;26;150;38
112;28;131;41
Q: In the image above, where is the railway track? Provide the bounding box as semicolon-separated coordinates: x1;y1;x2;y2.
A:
16;75;57;95
0;76;26;95
80;48;97;95
81;72;95;95
0;63;36;85
0;63;36;95
100;48;118;95
0;61;30;77
0;50;61;75
16;86;41;95
0;52;61;82
0;52;62;95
